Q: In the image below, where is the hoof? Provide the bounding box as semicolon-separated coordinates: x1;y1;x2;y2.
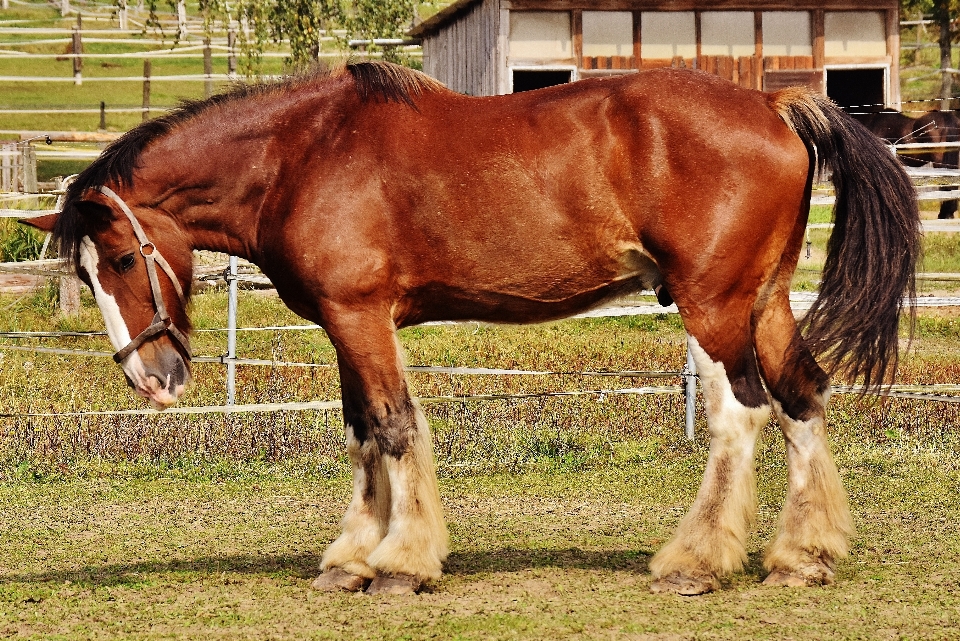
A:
311;567;371;593
650;571;720;596
365;573;422;596
763;562;835;587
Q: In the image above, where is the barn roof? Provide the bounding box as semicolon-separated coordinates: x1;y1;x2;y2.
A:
408;0;483;39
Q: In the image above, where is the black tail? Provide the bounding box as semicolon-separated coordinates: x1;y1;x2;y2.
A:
769;88;921;390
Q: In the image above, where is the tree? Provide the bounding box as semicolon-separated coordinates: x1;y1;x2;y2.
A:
139;0;421;73
902;0;957;106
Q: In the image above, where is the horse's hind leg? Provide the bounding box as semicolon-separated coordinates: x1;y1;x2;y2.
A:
315;310;447;594
753;293;853;586
649;310;770;595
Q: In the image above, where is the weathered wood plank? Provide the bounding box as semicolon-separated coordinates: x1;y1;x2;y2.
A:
505;1;897;11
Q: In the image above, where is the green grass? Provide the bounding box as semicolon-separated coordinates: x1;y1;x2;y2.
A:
0;286;959;637
2;436;960;639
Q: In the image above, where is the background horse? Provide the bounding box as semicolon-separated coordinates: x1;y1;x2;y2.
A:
25;62;920;596
851;107;959;219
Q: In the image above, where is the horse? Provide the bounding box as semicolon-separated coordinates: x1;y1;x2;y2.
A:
913;110;960;219
24;62;920;596
848;108;916;144
851;107;959;219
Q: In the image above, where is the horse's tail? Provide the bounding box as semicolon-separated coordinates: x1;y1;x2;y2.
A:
767;87;920;390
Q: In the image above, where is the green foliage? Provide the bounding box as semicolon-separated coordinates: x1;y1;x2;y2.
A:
267;0;342;67
135;0;432;70
917;314;960;338
0;219;44;262
808;204;833;224
344;0;416;64
920;232;960;273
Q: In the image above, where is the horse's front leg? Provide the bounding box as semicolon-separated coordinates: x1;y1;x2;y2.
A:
312;419;390;592
313;310;448;595
649;333;770;595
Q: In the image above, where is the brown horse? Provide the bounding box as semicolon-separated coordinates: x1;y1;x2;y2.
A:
25;62;920;596
851;107;959;219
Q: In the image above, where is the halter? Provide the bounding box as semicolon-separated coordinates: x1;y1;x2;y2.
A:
94;186;192;364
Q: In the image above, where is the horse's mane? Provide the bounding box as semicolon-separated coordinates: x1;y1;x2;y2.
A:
55;62;444;268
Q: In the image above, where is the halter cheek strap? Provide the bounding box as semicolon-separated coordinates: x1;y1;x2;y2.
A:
95;186;192;363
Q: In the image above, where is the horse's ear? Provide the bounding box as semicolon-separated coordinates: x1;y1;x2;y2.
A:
19;213;58;232
76;189;119;221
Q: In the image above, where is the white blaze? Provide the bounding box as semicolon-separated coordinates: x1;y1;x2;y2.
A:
79;236;150;389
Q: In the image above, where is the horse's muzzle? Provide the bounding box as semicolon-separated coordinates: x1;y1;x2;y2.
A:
122;346;191;410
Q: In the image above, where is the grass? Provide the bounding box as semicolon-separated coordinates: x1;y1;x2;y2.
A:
0;287;959;637
2;436;960;638
791;196;960;294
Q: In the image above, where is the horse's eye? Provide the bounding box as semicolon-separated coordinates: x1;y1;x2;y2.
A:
119;253;136;273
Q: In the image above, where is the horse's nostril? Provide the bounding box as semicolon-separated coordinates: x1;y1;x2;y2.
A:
124;374;135;389
170;357;187;388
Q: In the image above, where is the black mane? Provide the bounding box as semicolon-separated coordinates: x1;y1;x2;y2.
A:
54;62;444;269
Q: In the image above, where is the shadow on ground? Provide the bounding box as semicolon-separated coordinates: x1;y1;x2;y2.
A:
3;547;666;588
3;549;782;592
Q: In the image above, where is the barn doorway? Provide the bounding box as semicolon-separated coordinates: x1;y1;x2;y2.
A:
511;69;573;93
826;67;887;109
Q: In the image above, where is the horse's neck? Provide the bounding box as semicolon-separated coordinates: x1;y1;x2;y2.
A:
141;122;282;262
141;85;348;262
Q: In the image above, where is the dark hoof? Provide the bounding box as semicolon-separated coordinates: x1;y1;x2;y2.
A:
650;571;720;596
311;567;371;593
365;573;421;596
763;563;835;587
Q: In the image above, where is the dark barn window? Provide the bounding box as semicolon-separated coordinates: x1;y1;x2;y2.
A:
512;69;572;93
826;68;885;109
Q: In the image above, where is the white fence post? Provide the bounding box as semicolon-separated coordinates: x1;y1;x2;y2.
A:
20;143;37;194
684;343;697;440
0;143;14;192
177;0;187;40
226;255;238;404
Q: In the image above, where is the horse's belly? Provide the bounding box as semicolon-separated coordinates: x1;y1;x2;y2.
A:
399;241;661;326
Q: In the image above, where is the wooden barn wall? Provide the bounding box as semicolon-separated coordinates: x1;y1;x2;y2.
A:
505;1;897;10
422;0;500;96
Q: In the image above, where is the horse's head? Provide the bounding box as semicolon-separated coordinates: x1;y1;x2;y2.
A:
25;185;193;409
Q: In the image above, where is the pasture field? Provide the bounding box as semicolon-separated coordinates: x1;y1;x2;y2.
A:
0;1;325;135
0;286;959;639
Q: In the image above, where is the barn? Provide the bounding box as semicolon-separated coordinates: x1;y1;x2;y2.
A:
409;1;901;109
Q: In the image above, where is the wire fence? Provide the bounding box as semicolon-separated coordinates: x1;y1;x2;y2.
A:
0;251;958;426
